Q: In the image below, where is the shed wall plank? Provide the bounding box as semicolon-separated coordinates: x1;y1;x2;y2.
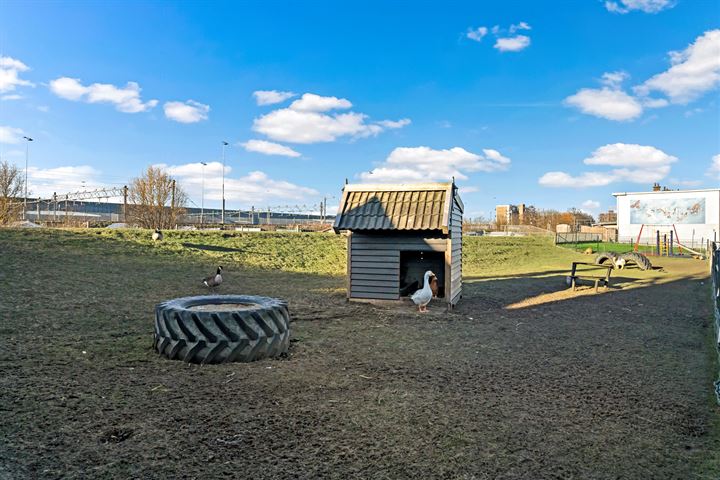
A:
352;267;398;275
351;279;398;287
350;273;397;281
350;292;400;300
351;286;400;294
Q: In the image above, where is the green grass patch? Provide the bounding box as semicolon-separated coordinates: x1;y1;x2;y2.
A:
462;235;584;277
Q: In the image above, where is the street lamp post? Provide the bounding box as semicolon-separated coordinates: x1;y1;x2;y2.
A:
22;136;33;220
200;162;207;226
221;141;229;225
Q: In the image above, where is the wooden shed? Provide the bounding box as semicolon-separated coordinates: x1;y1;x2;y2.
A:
333;182;463;307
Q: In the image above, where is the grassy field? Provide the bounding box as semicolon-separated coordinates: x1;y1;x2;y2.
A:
561;240;709;256
1;228;718;479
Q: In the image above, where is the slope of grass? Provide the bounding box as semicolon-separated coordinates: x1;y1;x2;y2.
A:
462;235;584;277
1;228;585;278
62;228;348;275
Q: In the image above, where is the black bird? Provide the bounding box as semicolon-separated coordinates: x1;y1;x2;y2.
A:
202;266;223;292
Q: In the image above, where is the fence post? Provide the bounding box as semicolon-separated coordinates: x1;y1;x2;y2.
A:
122;185;128;222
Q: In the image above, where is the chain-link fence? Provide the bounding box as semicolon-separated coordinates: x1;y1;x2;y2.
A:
10;198;335;229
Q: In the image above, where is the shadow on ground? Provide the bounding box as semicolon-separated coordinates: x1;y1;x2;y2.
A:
0;229;717;479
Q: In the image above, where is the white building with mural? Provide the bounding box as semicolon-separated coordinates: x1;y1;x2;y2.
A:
613;188;720;247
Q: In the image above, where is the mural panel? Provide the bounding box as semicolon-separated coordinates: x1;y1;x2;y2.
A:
629;197;705;225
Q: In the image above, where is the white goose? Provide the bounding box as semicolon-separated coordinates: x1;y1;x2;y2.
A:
411;270;435;313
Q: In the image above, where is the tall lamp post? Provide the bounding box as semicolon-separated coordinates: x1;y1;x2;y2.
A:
22;136;33;220
200;162;207;226
221;141;229;225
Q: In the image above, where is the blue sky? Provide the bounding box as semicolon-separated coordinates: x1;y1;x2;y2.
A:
1;0;718;219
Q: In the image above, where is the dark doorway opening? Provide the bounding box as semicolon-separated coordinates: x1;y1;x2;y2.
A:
399;250;445;297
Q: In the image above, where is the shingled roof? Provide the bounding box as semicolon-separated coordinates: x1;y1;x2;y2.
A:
333;182;462;232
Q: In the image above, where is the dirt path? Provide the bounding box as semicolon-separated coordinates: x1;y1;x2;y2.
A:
1;233;717;479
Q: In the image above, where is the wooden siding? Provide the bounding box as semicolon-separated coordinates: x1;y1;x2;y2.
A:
448;197;463;305
349;232;448;300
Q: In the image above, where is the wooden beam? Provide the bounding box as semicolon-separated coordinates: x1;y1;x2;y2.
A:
343;182;452;192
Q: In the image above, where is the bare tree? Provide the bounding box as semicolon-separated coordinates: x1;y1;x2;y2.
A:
0;161;25;225
127;166;187;229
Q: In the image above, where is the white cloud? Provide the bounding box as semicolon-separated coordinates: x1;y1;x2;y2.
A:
539;143;677;188
252;93;409;144
642;97;669;108
253;90;296;106
460;186;480;193
0;125;26;144
605;0;674;14
49;77;87;100
1;94;23;101
708;154;720;180
636;29;720;104
538;171;617;188
49;77;158;113
289;93;352;112
360;146;511;183
254;109;375;143
509;22;531;33
163;100;210;123
376;118;411;129
27;165;103;198
240;139;301;157
564;87;643;121
467;23;531;52
0;56;34;94
494;35;531;52
581;200;601;210
467;26;488;42
601;71;629;88
160;161;318;205
584;143;677;167
566;30;720;121
669;178;703;187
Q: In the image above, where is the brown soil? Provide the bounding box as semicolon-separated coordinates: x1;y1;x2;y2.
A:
1;235;718;479
187;302;257;311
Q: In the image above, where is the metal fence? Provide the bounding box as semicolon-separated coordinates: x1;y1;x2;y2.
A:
711;241;720;404
12;199;334;227
555;232;602;244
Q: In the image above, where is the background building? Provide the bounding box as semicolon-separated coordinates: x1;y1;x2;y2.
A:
495;204;525;226
613;187;719;247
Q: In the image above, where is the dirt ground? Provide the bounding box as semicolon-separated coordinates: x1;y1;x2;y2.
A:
1;230;718;479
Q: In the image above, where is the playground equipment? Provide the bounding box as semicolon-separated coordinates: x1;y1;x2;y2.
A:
595;251;652;271
634;224;705;259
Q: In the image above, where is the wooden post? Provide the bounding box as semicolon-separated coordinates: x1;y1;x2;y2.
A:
445;237;452;310
122;185;128;222
53;192;58;221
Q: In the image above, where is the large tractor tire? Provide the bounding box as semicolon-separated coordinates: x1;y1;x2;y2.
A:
595;252;619;267
153;295;290;364
620;252;653;271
